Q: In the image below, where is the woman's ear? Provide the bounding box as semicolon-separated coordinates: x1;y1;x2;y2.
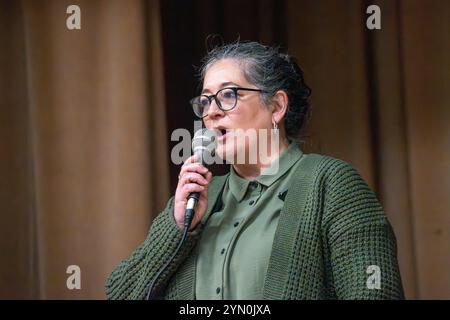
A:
271;90;289;124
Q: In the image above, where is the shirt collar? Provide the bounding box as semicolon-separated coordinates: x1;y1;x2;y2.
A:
228;143;303;202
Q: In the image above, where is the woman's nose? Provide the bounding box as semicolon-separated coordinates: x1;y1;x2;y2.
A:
206;98;224;119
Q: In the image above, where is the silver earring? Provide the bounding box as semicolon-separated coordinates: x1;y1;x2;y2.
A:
272;121;278;130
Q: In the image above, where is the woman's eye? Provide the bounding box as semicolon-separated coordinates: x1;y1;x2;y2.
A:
222;90;236;99
200;98;209;106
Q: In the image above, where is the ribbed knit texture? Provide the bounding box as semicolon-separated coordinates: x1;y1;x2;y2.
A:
105;197;200;299
106;154;404;300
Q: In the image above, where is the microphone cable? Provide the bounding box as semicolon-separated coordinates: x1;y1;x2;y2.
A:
144;206;196;300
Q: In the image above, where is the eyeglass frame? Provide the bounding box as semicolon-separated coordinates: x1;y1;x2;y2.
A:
190;87;267;118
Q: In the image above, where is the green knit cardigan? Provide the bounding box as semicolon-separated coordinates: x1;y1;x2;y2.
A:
105;154;405;299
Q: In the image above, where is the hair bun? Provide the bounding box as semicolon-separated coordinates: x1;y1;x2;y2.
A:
279;53;291;62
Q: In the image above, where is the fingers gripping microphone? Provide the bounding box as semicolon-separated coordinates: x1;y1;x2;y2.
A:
184;128;217;229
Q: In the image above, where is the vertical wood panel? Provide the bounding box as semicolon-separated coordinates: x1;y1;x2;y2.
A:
370;0;417;299
286;0;376;187
0;0;37;299
21;0;167;298
400;0;450;299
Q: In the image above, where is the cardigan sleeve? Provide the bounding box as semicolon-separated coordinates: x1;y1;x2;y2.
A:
105;196;201;300
322;159;405;299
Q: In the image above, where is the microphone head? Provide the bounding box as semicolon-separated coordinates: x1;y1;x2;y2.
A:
192;128;217;165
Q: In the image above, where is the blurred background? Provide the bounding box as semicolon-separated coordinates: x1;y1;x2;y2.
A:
0;0;448;299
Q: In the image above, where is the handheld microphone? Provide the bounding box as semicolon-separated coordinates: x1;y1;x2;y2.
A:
184;128;217;228
144;128;216;300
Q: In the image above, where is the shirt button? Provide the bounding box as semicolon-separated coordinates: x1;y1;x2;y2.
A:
233;222;239;227
221;248;225;254
249;181;257;188
249;200;255;205
216;287;221;294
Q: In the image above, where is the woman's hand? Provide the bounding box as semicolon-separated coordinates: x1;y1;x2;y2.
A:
174;154;212;231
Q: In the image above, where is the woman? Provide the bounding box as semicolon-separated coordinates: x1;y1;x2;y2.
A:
106;41;404;300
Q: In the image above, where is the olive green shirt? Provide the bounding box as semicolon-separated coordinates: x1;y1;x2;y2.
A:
195;143;304;299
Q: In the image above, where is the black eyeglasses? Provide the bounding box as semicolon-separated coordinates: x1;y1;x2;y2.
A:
190;87;265;118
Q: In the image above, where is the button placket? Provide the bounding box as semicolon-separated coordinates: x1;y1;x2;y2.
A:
247;181;263;207
221;216;246;299
206;210;240;300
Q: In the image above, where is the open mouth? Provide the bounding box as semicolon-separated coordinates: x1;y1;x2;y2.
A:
215;128;229;142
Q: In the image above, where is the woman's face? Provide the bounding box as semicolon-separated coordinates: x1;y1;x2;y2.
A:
202;59;273;163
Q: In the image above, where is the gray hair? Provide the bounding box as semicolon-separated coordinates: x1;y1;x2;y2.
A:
199;41;311;142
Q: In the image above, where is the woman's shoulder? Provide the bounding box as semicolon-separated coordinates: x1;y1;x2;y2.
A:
299;153;386;233
296;153;374;198
299;152;362;179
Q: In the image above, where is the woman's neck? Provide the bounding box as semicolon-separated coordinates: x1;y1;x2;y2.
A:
232;139;290;180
